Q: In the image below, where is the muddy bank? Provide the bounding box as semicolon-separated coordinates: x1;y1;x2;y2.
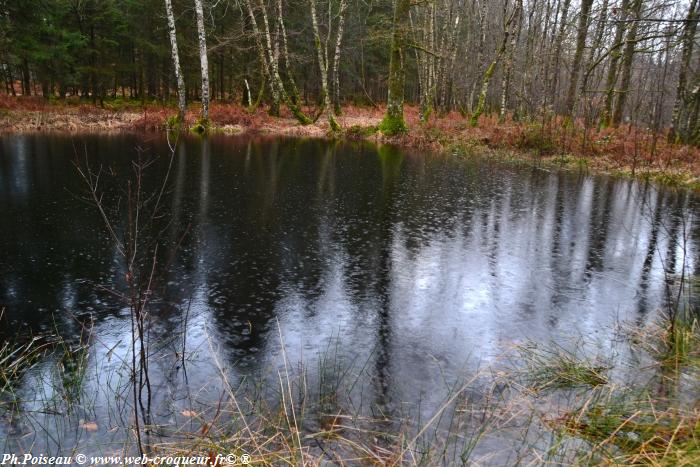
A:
1;100;698;190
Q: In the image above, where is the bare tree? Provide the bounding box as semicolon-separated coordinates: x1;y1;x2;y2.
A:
379;0;412;134
612;0;643;125
471;0;521;127
500;0;523;123
669;0;700;143
564;0;593;117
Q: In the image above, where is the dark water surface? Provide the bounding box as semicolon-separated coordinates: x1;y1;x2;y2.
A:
0;133;698;455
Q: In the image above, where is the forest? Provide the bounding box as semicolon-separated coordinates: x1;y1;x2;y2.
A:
1;0;699;143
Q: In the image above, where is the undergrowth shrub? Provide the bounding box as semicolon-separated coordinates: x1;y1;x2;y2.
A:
515;124;556;154
209;104;255;126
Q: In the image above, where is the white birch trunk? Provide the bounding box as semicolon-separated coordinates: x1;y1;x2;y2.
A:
331;0;347;115
309;0;339;130
194;0;210;120
242;0;278;113
164;0;186;122
500;0;522;123
259;0;286;115
243;0;309;123
277;0;300;103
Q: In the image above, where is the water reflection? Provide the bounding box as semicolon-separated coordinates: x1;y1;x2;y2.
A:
0;133;697;453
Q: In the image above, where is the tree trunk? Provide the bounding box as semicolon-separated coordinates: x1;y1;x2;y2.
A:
164;0;187;122
243;0;312;122
22;57;31;96
331;0;348;115
411;6;434;122
669;0;700;142
579;0;608;99
564;0;593;117
194;0;210;121
546;0;571;112
472;2;520;127
469;0;488;112
500;0;523;123
439;5;462;113
277;0;302;105
379;0;412;135
612;0;642;126
309;0;340;130
242;0;279;114
602;0;631;126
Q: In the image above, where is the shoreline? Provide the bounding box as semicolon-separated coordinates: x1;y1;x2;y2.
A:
2;101;699;191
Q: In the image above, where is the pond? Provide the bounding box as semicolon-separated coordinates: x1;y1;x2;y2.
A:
0;134;698;459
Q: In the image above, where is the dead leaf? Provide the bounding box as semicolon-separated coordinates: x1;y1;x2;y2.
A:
80;421;98;431
181;410;198;417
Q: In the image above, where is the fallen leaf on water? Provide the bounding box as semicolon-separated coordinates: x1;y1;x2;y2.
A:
181;410;198;417
80;421;98;431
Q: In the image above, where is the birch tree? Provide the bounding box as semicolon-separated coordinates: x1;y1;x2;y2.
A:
194;0;210;121
309;0;346;130
499;0;523;123
471;0;521;127
332;0;348;115
242;0;279;114
242;0;311;123
276;0;301;106
164;0;186;122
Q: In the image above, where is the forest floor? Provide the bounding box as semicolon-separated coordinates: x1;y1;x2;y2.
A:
2;95;699;190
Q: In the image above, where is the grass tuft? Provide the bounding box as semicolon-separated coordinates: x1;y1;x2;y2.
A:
561;392;700;465
516;342;609;391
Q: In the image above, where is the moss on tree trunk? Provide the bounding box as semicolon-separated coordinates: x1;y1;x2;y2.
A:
379;0;411;135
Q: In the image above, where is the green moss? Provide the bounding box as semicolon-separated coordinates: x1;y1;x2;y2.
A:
345;125;377;138
268;100;280;117
328;114;341;133
471;61;497;127
420;105;433;122
190;117;209;134
378;114;407;136
290;106;311;125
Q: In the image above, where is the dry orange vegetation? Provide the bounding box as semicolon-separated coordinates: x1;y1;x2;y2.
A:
1;95;698;188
